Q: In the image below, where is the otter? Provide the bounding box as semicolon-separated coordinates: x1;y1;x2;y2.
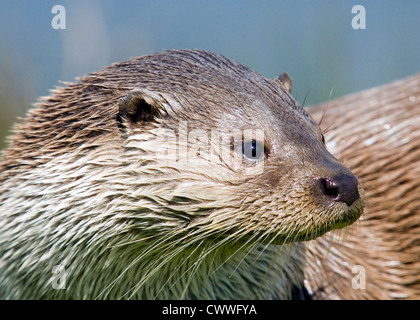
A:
0;49;364;299
305;73;420;299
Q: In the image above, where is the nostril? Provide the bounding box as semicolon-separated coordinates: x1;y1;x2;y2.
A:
320;178;339;198
319;174;360;206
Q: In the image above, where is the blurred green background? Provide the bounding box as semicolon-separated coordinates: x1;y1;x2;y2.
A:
1;0;420;150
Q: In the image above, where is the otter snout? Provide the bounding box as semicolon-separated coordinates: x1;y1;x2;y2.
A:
318;174;360;206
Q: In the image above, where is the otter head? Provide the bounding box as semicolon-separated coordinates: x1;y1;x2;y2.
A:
114;51;364;246
0;49;364;299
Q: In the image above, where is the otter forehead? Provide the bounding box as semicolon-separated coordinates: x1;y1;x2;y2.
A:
111;49;320;146
107;50;307;116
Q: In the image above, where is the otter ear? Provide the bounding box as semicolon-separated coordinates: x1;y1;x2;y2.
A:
277;72;293;93
117;89;169;129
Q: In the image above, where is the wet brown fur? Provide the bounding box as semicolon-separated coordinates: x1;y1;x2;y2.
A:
306;74;420;299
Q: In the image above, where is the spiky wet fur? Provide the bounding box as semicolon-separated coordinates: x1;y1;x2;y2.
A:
0;50;363;299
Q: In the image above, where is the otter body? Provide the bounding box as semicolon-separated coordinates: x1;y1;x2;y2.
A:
306;74;420;299
0;50;364;299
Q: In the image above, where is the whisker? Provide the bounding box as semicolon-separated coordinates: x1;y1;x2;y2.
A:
227;232;264;279
153;236;207;299
125;238;193;299
96;225;185;299
302;88;310;107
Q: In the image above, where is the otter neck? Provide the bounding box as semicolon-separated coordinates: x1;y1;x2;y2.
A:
90;241;308;299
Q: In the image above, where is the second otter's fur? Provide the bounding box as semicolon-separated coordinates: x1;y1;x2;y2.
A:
305;74;420;299
0;50;364;299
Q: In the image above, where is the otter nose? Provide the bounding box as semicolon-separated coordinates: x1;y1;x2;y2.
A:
319;174;360;206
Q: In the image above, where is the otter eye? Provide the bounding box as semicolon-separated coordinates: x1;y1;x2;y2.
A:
321;134;326;145
242;140;267;163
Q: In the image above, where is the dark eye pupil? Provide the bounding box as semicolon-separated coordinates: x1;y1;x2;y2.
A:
251;140;257;157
